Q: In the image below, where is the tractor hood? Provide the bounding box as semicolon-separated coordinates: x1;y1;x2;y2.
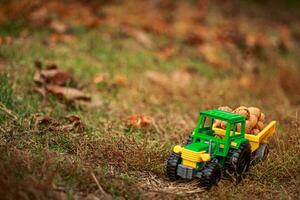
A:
184;142;209;152
173;142;211;168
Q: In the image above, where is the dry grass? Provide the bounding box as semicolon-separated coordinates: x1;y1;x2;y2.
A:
1;0;300;199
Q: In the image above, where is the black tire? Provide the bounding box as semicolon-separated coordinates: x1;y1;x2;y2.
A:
251;144;269;165
166;153;181;180
199;162;221;190
225;142;251;182
262;145;269;161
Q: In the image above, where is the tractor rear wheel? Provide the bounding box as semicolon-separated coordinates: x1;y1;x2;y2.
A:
199;161;221;190
225;142;251;182
166;153;181;180
251;144;269;165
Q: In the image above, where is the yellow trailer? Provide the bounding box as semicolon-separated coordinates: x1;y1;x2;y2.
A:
213;121;276;163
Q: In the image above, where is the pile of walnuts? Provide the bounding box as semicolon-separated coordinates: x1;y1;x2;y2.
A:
215;106;266;135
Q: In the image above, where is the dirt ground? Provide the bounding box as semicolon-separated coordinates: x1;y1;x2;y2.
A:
0;0;300;199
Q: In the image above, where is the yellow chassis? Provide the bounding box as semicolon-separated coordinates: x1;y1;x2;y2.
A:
213;121;277;152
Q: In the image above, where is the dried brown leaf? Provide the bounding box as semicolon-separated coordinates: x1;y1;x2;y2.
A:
93;73;108;84
49;20;68;33
127;114;153;128
46;85;91;102
0;36;13;46
123;27;154;49
65;114;85;133
113;74;127;86
29;7;48;26
278;26;294;50
238;74;257;90
65;115;81;123
156;45;175;60
34;68;73;86
34;115;54;126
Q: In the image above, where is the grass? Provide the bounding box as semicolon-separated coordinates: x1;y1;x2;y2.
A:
1;3;300;200
0;74;13;109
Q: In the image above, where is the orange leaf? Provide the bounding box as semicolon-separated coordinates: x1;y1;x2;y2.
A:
127;114;153;128
93;73;108;84
113;74;127;86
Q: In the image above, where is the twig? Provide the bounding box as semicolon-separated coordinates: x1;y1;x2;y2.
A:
91;172;107;196
0;102;18;121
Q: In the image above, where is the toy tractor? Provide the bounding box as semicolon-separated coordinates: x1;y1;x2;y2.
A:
166;109;276;189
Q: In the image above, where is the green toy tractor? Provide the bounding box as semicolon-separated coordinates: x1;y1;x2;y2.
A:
166;109;276;189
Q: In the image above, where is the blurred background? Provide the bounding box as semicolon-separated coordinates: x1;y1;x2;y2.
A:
1;0;300;105
0;0;299;199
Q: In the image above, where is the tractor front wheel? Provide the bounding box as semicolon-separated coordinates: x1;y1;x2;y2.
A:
166;153;181;180
199;161;221;190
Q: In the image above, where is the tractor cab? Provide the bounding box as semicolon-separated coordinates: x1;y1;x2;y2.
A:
175;110;248;166
194;109;246;139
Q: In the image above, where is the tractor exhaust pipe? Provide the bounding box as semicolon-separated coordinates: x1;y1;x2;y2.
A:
208;139;212;155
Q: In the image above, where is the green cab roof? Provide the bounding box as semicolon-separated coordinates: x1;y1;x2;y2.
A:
200;109;245;123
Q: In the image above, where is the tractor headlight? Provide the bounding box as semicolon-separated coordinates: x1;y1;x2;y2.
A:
200;153;211;162
173;145;182;154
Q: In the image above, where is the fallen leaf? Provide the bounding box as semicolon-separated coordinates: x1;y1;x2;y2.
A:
245;32;270;50
76;95;102;109
238;74;257;90
140;115;152;127
93;73;108;84
216;25;245;48
278;26;294;50
127;114;153;128
113;74;127;86
29;7;48;26
34;87;47;97
33;114;85;133
123;27;154;49
156;45;175;60
45;63;58;70
65;115;81;123
49;20;68;33
34;115;54;126
34;60;43;70
34;67;73;86
46;85;91;102
0;36;13;46
65;114;85;133
33;114;60;131
33;61;96;107
171;1;208;40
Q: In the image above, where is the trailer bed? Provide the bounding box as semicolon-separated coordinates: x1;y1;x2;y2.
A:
213;121;277;152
